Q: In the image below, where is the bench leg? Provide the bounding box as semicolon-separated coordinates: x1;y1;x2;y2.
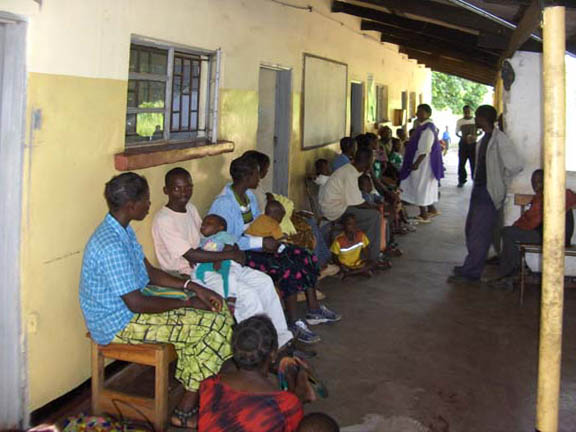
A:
91;342;104;415
155;349;170;432
520;248;526;305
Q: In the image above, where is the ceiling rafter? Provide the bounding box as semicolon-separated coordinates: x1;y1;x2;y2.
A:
361;20;499;66
499;0;542;65
351;0;507;34
399;47;497;85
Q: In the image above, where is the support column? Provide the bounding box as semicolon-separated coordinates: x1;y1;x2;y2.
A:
537;5;566;432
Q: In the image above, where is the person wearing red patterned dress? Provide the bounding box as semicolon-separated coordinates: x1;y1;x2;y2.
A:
199;315;308;432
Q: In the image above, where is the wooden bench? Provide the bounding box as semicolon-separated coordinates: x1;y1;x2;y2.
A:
514;193;575;304
90;336;178;431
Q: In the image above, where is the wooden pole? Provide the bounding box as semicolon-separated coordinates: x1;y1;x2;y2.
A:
537;5;566;432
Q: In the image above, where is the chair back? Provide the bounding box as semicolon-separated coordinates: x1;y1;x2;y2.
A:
304;177;322;219
567;209;574;246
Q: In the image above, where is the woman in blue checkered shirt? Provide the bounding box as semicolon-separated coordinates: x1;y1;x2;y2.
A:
80;172;233;428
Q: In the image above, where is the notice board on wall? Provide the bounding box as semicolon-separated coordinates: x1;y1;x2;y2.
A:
302;54;348;149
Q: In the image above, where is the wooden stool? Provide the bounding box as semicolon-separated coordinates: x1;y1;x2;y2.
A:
90;338;177;431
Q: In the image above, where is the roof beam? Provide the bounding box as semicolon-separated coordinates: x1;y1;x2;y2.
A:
400;47;496;85
361;20;498;66
333;1;480;45
401;48;496;80
476;30;542;52
332;1;543;53
499;0;542;63
352;0;507;35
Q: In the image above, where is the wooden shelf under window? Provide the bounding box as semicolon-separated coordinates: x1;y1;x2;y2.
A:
114;140;235;171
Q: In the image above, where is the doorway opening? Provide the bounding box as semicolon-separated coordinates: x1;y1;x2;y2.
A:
257;65;292;196
350;81;364;137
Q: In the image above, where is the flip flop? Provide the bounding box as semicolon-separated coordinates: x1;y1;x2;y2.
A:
171;406;199;429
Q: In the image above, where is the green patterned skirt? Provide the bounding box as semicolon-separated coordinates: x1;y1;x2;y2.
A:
113;308;233;391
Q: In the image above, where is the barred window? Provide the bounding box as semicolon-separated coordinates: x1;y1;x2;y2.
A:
125;40;220;149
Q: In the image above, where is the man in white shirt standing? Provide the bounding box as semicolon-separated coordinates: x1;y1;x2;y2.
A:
320;147;382;262
456;105;481;188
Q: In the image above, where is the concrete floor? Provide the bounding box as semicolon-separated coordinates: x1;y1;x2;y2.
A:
309;153;576;431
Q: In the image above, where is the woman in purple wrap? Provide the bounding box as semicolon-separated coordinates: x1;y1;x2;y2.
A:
399;104;444;223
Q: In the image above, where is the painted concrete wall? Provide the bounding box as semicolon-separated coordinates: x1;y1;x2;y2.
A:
0;0;430;411
502;51;576;272
503;51;576;221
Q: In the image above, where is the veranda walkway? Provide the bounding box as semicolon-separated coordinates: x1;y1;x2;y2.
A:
311;152;576;431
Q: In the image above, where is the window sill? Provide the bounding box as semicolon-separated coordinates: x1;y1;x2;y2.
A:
114;140;235;171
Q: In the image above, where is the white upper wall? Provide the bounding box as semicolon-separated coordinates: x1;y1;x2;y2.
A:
1;0;429;94
503;51;576;225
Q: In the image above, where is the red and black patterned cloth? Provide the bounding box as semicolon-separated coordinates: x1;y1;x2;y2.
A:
198;375;303;432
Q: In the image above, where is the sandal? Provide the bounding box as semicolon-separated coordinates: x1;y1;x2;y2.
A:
171;406;199;429
278;357;328;401
376;260;392;270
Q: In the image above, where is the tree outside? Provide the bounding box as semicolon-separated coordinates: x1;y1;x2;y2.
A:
431;72;490;114
431;72;492;154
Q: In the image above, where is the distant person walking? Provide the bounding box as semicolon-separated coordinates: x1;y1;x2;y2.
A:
456;105;481;188
449;105;522;283
442;126;451;150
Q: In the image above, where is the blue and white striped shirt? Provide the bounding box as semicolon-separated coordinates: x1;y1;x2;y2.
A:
79;214;149;345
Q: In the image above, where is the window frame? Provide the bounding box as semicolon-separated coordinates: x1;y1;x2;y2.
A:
126;35;220;150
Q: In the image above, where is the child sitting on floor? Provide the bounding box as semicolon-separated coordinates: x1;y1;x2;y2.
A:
245;199;287;240
195;214;239;312
330;213;373;278
313;159;331;187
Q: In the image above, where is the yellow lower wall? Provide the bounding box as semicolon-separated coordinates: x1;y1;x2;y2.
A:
22;72;344;410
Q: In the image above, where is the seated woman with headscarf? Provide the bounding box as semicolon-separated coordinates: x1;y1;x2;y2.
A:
209;155;342;345
80;172;233;428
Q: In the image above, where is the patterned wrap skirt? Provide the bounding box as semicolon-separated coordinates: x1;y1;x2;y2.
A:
244;244;319;298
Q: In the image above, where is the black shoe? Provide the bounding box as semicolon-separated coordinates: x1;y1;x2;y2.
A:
277;341;317;361
447;274;481;284
485;256;500;265
453;265;464;275
487;277;515;291
293;349;317;360
457;183;465;188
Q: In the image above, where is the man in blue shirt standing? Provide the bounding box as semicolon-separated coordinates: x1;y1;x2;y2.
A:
332;136;356;171
80;172;232;428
